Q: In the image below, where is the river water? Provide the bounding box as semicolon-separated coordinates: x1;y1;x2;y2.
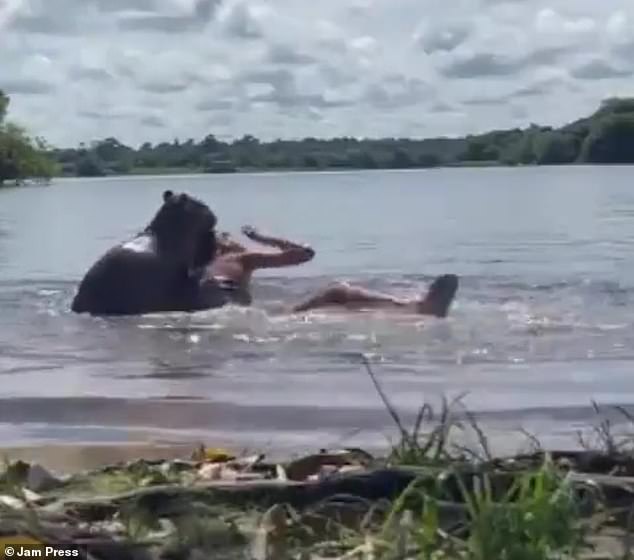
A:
2;166;634;454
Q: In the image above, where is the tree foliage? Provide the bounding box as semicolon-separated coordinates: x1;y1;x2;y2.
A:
0;91;8;124
532;131;578;165
580;114;634;163
21;96;634;178
0;90;56;185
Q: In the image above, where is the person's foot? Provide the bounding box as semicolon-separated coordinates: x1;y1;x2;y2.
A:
417;274;459;317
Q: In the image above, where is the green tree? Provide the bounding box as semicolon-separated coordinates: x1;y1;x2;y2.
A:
0;90;56;183
533;132;578;165
348;150;377;169
234;134;259;147
498;126;543;165
390;148;414;168
0;91;8;124
418;153;441;168
598;97;634;116
39;95;634;175
237;154;255;167
76;155;106;177
461;138;498;162
91;137;134;173
580;114;634;163
201;134;221;152
359;151;377;168
0;105;56;185
303;155;320;168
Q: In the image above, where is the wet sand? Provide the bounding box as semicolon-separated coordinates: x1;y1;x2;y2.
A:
0;443;195;474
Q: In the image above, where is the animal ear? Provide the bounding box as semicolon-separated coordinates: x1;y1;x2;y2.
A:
163;190;174;202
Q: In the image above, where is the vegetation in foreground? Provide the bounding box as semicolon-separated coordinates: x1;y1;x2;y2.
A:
51;96;634;178
2;358;634;559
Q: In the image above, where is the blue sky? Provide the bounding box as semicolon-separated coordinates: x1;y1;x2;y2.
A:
2;0;634;147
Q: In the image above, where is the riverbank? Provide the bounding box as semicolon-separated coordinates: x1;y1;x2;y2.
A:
1;435;632;559
52;159;503;179
2;394;634;559
51;159;634;180
0;443;195;473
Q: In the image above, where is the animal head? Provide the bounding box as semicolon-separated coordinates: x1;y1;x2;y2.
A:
147;190;218;267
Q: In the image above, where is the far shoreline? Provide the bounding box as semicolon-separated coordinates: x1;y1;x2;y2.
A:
48;160;634;182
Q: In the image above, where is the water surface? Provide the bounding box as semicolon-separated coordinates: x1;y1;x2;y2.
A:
1;167;634;453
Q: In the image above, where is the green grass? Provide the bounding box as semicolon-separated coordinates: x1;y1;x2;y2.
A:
367;459;585;560
349;356;605;560
3;358;634;559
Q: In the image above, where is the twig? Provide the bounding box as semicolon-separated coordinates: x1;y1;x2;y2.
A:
360;355;408;441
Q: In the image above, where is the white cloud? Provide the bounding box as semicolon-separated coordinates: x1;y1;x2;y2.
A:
349;36;378;53
0;0;23;30
2;0;634;147
535;8;596;42
606;11;629;40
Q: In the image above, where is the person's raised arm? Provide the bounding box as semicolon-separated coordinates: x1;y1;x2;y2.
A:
239;226;315;270
241;226;307;251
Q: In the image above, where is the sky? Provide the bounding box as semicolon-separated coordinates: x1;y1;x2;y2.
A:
1;0;634;148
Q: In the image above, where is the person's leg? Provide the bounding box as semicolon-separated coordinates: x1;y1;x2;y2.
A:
292;282;403;312
292;274;459;317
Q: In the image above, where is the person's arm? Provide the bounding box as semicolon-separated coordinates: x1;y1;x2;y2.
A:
239;226;315;270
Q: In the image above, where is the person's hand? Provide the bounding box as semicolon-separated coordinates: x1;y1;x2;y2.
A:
241;225;260;239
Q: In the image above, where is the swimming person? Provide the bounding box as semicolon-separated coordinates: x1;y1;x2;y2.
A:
202;225;458;318
200;225;316;305
291;274;459;317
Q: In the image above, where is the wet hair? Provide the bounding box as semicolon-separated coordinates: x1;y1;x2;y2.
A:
146;190;218;266
193;230;217;268
425;274;459;318
148;190;216;234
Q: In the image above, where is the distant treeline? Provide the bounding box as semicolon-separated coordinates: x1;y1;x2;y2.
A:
4;92;634;184
52;97;634;177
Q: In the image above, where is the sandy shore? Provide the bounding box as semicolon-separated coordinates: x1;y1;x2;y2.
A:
0;443;198;474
